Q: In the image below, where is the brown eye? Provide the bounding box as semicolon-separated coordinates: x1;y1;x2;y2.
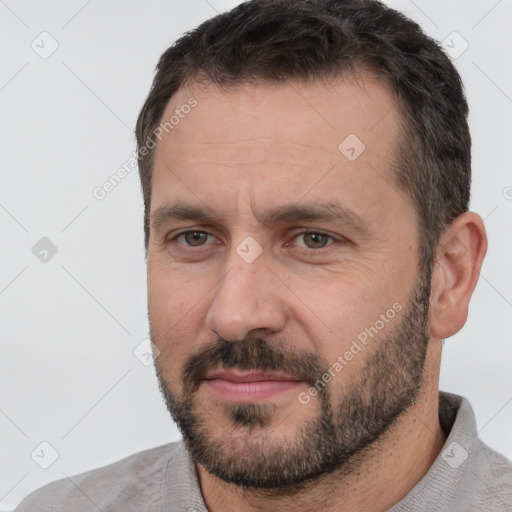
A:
296;232;334;249
180;231;210;246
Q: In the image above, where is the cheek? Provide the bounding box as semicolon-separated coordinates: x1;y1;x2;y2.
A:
289;270;400;356
148;268;209;363
148;260;202;322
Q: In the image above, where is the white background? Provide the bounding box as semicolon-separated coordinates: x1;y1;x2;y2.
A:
1;0;511;510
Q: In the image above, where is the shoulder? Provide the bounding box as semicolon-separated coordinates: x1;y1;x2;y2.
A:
391;393;512;512
439;392;512;511
466;438;512;511
441;392;512;510
451;393;512;510
15;441;184;512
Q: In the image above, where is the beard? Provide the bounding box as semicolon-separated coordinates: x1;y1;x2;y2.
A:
152;270;432;495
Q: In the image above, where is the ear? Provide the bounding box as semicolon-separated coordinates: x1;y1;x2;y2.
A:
429;212;488;339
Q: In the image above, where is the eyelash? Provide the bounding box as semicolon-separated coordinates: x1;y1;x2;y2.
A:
169;229;342;252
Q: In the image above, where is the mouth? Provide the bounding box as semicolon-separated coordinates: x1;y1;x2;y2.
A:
202;369;303;401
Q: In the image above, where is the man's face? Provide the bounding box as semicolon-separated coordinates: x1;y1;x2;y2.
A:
147;76;432;489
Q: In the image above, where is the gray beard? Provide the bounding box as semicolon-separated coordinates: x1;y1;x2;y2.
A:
153;271;432;496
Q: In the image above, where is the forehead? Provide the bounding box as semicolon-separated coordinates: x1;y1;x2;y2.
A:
157;73;401;154
150;75;409;226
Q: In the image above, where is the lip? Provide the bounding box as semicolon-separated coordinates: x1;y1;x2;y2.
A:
203;370;299;383
202;370;303;401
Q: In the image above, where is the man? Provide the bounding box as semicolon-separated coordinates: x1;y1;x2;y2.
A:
16;0;512;510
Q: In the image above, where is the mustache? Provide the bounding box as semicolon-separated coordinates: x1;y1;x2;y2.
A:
181;337;328;394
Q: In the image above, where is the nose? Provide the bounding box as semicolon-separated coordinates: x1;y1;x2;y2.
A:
205;250;288;341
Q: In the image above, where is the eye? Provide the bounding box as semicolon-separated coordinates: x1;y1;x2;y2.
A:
174;230;216;247
291;231;336;249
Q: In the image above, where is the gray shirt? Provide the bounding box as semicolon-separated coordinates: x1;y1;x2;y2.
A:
15;392;512;511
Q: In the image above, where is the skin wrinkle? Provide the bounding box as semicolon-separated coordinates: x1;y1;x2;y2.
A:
171;136;341;159
146;76;485;512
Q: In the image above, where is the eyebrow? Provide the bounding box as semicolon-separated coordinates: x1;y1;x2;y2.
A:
150;200;374;238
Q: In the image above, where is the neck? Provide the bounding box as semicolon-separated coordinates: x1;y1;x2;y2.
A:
196;341;446;512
